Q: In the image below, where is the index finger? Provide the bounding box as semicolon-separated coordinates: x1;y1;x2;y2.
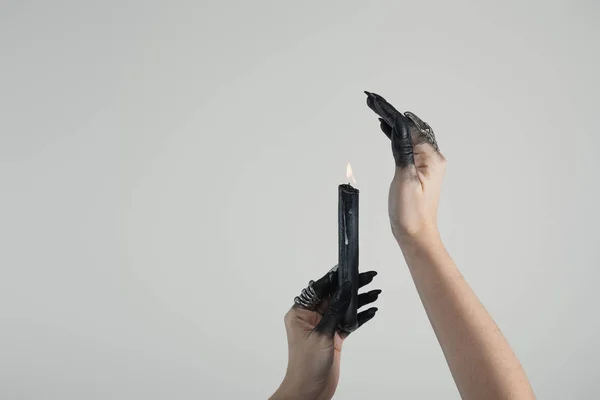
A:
311;265;338;298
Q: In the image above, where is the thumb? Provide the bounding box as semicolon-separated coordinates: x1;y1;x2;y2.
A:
313;282;352;337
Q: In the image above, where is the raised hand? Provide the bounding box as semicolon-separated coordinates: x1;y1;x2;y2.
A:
365;91;446;243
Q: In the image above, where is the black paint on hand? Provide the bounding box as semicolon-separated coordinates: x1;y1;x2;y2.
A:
365;91;415;169
314;282;352;337
310;268;380;338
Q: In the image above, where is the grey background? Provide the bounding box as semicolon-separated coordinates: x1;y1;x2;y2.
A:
1;0;599;398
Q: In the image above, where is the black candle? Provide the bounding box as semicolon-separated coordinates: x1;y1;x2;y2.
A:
338;178;359;332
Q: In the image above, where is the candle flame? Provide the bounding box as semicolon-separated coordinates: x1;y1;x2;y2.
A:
346;162;357;185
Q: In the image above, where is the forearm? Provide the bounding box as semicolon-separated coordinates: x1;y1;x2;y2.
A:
399;233;535;400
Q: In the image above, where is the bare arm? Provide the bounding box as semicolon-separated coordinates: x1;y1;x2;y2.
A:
400;231;535;399
365;91;535;399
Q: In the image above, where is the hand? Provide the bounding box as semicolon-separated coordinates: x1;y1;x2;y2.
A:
271;267;380;400
365;91;446;244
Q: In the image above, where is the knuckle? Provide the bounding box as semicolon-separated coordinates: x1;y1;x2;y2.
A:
438;154;447;166
434;155;447;172
284;309;295;325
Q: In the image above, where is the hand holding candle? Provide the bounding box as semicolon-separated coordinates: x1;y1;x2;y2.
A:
274;92;535;400
273;266;380;400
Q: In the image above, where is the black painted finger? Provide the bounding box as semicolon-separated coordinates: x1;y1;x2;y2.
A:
311;265;338;299
364;91;402;127
364;91;415;168
391;116;415;169
357;289;382;309
379;118;392;139
357;307;378;328
339;307;378;339
313;281;352;337
358;271;378;288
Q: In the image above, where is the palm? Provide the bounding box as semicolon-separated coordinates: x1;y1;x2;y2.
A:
295;307;344;399
284;269;380;399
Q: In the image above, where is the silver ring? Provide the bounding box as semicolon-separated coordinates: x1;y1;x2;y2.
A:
294;280;321;310
404;111;439;151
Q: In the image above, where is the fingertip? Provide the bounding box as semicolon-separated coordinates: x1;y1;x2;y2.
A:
369;92;385;101
356;307;378;329
358;271;378;288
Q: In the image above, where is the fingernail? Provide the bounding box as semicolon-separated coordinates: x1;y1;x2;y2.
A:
364;90;372;96
371;271;378;277
373;289;382;296
371;307;379;314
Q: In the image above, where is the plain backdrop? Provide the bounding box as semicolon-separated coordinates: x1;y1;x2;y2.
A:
1;1;599;399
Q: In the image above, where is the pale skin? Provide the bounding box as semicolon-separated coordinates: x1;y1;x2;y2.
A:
271;272;380;400
393;133;536;400
271;106;536;399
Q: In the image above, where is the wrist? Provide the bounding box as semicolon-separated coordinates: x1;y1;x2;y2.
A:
395;226;443;252
393;223;441;247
